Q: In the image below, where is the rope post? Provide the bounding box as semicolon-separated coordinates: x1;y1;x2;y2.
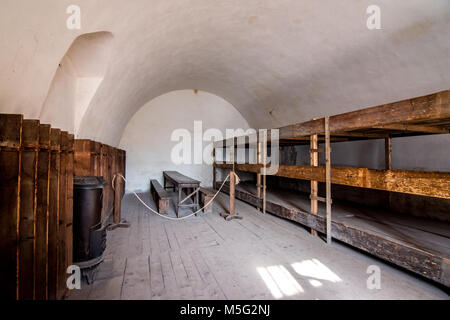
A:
220;139;242;221
108;174;130;230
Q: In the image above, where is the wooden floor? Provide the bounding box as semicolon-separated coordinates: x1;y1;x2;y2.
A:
70;191;449;300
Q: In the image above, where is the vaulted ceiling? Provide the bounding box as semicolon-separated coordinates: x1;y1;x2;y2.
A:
1;0;449;146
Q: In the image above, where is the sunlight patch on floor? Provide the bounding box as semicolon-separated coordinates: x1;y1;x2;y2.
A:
291;258;342;283
257;265;304;299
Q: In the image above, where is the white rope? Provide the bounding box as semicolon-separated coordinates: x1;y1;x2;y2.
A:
112;173;231;221
179;187;200;205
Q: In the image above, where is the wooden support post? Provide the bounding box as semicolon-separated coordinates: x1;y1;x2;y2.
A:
220;142;242;221
385;136;393;211
385;137;392;170
230;171;236;215
262;130;267;215
256;140;262;211
325;117;332;244
310;134;318;236
212;147;216;189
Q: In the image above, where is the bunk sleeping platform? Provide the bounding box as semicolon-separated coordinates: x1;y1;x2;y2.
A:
213;90;450;287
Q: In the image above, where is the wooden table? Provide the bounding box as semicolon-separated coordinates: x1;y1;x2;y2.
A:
163;171;200;217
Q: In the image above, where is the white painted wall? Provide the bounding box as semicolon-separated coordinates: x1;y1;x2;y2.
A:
119;90;249;193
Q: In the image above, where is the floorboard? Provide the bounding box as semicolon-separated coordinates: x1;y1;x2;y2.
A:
70;190;449;300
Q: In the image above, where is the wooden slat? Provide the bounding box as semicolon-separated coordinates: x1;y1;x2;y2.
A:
214;163;450;199
0;114;22;299
279;90;450;138
35;124;51;300
57;131;68;300
65;133;74;297
47;129;60;300
18;119;39;300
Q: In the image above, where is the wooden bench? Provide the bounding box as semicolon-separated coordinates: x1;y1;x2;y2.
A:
150;179;170;214
199;187;214;213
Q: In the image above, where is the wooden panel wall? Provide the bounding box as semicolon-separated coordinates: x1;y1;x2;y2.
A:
73;139;126;224
0;114;73;300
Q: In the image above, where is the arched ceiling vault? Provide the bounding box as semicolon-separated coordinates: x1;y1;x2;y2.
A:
1;0;449;146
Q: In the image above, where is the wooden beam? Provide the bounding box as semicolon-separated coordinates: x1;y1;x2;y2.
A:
214;163;450;199
373;123;449;134
331;131;389;139
279;90;450;139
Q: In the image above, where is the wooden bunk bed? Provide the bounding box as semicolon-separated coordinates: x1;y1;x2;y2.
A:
212;90;450;287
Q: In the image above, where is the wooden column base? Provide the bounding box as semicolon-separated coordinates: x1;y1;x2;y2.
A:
219;212;243;221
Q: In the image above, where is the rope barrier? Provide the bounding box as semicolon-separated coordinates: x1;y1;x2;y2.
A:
112;173;231;221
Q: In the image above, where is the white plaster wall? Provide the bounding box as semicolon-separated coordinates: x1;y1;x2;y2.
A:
291;134;450;171
1;1;449;146
119;90;249;193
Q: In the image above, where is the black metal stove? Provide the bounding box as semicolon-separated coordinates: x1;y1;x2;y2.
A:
73;176;107;284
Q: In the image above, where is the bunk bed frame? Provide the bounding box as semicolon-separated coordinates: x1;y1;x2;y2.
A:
212;90;450;287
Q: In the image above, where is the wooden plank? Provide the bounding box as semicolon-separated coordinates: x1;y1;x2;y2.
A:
18;119;39;300
279;90;450;138
0;114;22;299
35;124;51;300
214;163;450;199
47;129;60;300
374;123;449;134
66;134;74;296
57;131;68;300
310;134;318;236
74;139;101;177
